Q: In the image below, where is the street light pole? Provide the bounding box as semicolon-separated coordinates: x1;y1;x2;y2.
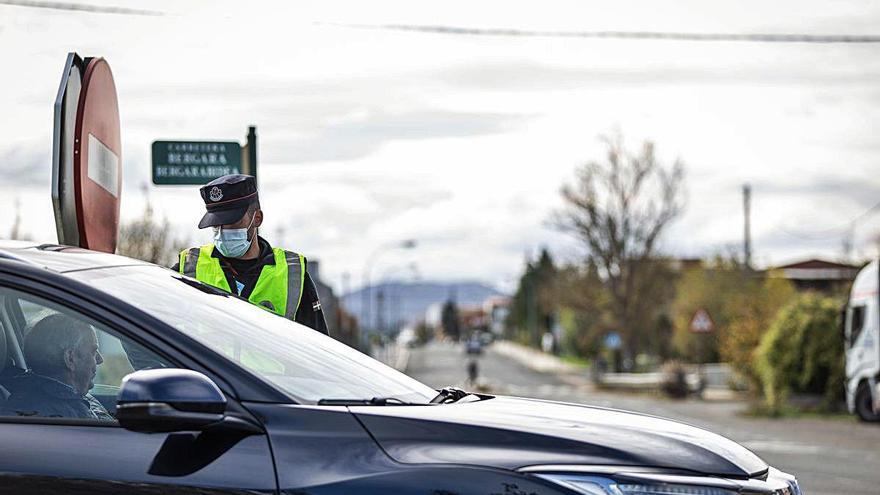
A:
377;262;420;334
361;239;417;334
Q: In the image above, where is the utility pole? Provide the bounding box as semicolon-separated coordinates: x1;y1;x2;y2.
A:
743;184;752;269
842;226;854;262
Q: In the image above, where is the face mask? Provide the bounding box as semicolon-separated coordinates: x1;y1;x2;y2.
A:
213;214;256;258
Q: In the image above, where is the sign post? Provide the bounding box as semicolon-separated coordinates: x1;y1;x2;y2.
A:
603;332;622;350
152;126;257;187
151;141;242;185
75;57;123;253
52;52;123;253
243;125;257;185
52;53;83;247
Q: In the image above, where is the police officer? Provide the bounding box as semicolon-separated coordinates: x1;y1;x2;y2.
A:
173;174;328;334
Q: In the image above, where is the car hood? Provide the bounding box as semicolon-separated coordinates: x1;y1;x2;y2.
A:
351;396;767;478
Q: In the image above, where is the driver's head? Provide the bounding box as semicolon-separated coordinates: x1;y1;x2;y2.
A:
24;314;104;396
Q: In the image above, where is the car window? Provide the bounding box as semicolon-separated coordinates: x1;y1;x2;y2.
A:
0;288;171;422
72;265;438;404
18;299;59;333
847;305;866;349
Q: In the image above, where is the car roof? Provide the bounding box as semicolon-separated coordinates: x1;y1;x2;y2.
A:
0;240;153;273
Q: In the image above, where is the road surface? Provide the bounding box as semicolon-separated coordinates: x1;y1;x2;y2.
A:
406;341;880;495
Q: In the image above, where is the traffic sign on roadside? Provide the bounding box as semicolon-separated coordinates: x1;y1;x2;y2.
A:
52;53;122;254
604;332;622;350
151;140;242;185
75;57;122;254
689;308;715;333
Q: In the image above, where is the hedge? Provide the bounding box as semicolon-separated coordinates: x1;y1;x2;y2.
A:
755;293;845;412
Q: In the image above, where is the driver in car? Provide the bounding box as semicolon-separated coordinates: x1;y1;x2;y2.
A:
1;314;112;420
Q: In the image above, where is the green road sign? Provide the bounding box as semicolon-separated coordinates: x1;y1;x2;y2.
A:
152;140;242;185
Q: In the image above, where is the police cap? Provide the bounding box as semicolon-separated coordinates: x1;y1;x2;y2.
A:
197;174;259;229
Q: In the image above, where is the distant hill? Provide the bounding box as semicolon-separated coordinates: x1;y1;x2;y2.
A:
342;281;504;330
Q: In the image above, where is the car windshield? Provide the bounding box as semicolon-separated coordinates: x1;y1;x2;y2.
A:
70;265;437;404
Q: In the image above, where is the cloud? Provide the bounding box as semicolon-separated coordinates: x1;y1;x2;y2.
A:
261;109;530;164
0;142;50;187
754;176;880;210
252;163;456;252
439;59;880;91
119;74;532;164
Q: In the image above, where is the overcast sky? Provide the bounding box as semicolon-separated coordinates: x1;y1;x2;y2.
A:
2;0;880;293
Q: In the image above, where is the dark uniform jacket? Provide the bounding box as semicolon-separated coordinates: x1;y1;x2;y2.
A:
1;372;113;420
173;236;328;335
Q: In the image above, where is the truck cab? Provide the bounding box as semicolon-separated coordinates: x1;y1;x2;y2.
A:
845;260;880;421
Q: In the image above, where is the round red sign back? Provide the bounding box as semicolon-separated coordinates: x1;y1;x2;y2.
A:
73;58;122;253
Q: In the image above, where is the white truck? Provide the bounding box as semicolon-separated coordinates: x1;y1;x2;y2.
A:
845;260;880;421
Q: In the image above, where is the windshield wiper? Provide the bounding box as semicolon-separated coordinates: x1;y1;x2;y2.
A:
430;387;471;404
317;397;432;406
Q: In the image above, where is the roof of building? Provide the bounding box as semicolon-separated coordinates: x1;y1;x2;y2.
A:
773;258;861;270
769;258;862;281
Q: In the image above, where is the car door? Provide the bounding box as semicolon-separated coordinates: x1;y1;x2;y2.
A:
0;283;278;495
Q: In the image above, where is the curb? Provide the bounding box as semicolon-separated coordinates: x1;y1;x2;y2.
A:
491;340;583;374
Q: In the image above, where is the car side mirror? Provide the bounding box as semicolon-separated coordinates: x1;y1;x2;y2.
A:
116;369;229;433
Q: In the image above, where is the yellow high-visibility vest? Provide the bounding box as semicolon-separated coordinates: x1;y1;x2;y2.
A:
178;244;305;320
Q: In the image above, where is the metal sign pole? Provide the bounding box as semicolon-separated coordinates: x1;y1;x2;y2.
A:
247;125;257;189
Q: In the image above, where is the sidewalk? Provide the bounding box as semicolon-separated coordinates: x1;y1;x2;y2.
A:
490;340;592;388
491;340;582;373
490;340;742;401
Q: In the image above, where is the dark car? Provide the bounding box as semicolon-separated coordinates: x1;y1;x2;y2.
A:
0;242;802;495
465;336;483;355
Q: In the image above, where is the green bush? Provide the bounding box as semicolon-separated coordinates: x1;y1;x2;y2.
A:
671;260;795;374
755;294;845;412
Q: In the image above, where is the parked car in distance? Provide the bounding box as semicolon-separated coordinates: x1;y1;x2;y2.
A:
465;336;483;355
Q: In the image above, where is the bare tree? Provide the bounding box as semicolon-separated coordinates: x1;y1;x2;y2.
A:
555;131;685;363
117;201;187;265
9;198;33;241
